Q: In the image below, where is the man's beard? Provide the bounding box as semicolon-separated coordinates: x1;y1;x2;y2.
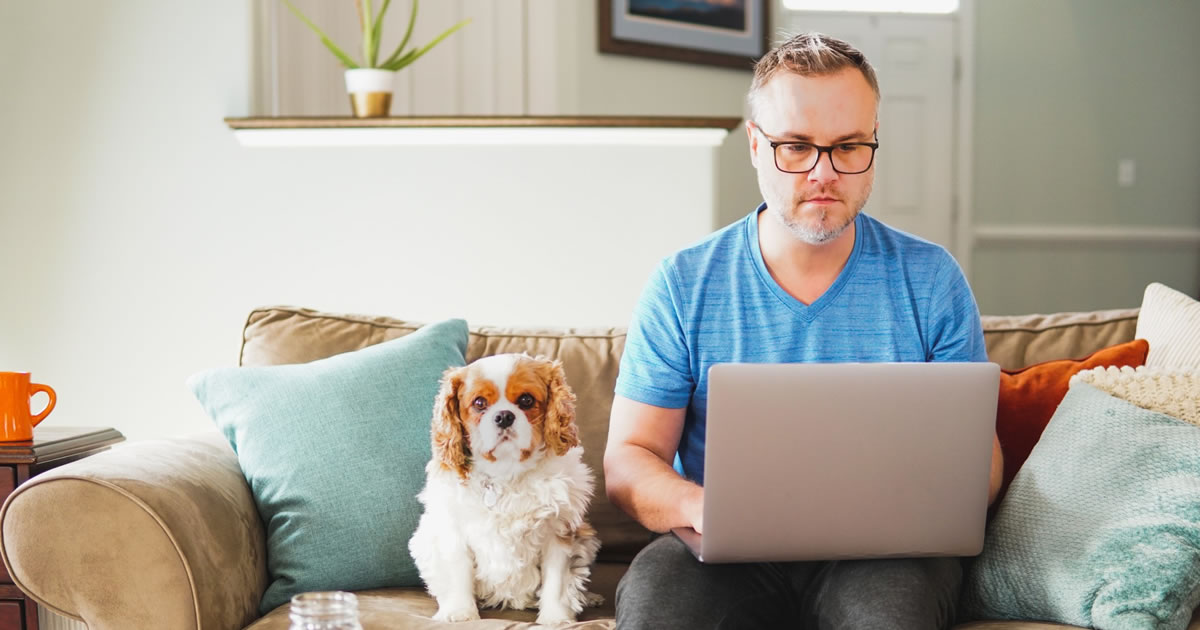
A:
774;206;855;244
769;181;872;245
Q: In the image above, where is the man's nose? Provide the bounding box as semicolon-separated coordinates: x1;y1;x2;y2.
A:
807;150;839;184
495;410;515;429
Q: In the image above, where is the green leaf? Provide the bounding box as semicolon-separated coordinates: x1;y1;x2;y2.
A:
282;0;360;68
370;0;393;68
384;47;418;72
382;0;420;69
362;0;375;69
381;18;470;71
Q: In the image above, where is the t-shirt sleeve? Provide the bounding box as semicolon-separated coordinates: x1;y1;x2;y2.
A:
926;253;988;363
615;259;694;408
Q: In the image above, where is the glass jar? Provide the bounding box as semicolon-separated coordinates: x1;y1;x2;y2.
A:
288;591;364;630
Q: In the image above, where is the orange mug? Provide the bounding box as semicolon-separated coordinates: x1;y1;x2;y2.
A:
0;372;56;441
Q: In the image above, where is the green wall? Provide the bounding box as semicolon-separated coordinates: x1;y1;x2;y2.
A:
971;0;1200;314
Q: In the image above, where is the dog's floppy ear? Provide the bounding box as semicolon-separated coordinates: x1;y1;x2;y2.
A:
431;365;471;480
539;358;579;456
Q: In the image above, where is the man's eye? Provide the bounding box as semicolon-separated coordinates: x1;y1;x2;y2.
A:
472;397;487;410
517;394;535;410
783;143;814;155
835;144;860;153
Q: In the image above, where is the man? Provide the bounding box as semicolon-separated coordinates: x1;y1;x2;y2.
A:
604;32;1004;629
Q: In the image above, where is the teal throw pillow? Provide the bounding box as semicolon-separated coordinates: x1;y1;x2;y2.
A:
188;319;468;615
962;382;1200;630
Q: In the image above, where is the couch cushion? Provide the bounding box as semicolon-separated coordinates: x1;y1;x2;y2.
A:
192;318;469;615
981;308;1139;371
245;562;625;629
1136;282;1200;368
1075;365;1200;426
962;383;1200;629
240;307;427;367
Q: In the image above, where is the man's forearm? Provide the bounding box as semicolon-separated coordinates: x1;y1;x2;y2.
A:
606;445;703;534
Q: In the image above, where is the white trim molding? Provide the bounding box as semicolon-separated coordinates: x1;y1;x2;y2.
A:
224;115;740;147
231;127;732;147
973;224;1200;246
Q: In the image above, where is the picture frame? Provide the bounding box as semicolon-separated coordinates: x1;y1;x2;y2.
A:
598;0;771;70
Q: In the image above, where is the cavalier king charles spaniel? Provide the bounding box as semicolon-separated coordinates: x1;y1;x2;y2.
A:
408;353;602;625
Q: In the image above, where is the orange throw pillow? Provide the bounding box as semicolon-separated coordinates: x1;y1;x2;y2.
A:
996;339;1149;496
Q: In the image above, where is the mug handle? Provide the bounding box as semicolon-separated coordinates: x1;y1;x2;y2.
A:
29;383;57;426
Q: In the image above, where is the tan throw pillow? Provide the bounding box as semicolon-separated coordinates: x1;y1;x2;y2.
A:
1135;282;1200;368
1071;365;1200;427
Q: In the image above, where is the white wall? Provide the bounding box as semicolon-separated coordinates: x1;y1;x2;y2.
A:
0;1;735;443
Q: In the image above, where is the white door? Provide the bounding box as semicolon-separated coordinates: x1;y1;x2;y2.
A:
774;9;959;251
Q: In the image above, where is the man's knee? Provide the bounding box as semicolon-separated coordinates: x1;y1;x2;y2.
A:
617;535;696;603
810;557;964;630
616;535;790;630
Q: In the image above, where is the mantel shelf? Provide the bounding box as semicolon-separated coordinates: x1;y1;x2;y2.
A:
224;115;742;147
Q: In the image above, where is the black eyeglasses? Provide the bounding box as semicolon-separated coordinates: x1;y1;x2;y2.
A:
753;124;879;175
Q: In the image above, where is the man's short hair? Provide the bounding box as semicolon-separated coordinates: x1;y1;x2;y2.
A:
748;32;880;119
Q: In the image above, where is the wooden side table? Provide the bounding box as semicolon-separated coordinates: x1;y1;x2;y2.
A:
0;427;125;630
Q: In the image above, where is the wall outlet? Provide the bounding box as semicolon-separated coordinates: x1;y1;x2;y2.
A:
1118;159;1136;187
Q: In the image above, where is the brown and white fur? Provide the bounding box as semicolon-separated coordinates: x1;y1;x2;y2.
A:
408;353;602;626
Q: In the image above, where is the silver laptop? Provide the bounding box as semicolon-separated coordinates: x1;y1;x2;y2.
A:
673;361;1000;563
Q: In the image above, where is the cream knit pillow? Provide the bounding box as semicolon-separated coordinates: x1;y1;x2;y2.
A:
1071;365;1200;427
1135;283;1200;368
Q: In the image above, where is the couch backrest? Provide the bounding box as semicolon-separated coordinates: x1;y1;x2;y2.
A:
239;305;1140;562
981;308;1139;370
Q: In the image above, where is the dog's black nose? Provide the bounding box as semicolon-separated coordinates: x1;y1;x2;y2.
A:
495;410;515;429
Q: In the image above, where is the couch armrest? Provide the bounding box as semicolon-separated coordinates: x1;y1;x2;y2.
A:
0;432;267;630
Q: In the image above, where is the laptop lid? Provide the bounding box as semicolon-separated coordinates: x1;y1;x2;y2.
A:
681;361;999;564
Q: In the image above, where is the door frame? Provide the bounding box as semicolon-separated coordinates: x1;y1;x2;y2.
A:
954;0;977;277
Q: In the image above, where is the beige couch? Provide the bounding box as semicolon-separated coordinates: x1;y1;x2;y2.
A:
2;304;1192;630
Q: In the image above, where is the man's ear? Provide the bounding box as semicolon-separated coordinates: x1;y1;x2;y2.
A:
746;120;760;168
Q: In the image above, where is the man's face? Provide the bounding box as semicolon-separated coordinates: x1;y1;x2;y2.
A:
748;68;878;245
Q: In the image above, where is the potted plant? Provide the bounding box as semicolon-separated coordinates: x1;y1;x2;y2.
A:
282;0;470;117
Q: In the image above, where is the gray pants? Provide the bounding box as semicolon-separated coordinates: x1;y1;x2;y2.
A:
615;535;963;630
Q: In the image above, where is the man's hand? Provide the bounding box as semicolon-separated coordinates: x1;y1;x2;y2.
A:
604;395;702;533
988;432;1004;506
683;483;704;534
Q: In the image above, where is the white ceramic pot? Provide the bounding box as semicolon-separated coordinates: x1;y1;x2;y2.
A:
344;68;397;118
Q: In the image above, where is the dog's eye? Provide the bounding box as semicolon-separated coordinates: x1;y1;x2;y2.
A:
517;393;535;410
472;397;487;410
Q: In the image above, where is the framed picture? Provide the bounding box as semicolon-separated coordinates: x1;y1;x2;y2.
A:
598;0;770;70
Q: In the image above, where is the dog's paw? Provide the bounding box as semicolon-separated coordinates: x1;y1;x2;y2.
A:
535;604;575;627
582;591;605;607
433;603;480;623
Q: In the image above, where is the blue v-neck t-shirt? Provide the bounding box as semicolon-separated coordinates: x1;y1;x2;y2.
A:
615;205;987;485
